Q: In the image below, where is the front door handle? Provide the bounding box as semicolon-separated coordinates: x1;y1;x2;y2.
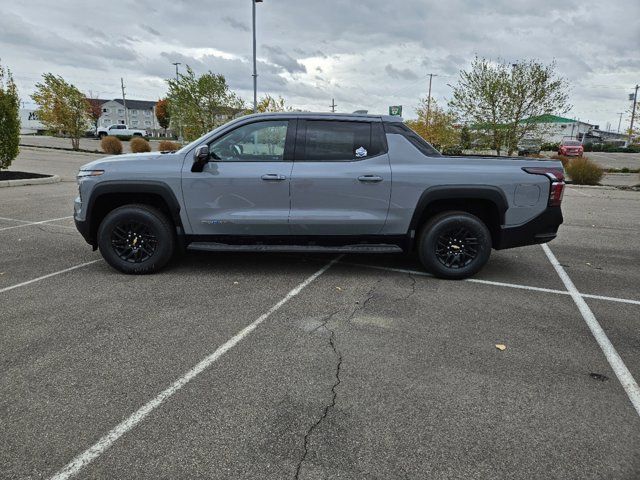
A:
357;175;383;183
261;173;287;181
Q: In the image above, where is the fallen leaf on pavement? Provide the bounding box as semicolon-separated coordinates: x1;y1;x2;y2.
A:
335;286;342;291
495;344;507;351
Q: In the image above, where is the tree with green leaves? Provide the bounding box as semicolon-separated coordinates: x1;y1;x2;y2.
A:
256;94;290;113
459;125;472;150
0;62;20;170
155;98;170;134
406;97;459;151
449;57;570;156
31;73;90;150
166;66;244;141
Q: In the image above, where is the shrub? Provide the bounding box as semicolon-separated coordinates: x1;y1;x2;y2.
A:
130;137;151;153
101;135;123;155
565;156;603;185
442;145;463;156
541;142;559;152
158;140;181;152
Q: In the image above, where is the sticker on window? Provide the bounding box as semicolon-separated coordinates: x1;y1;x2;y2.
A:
355;146;368;158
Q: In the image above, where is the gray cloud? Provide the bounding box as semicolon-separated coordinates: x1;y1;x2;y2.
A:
385;64;419;81
262;45;307;74
140;24;161;36
222;16;249;32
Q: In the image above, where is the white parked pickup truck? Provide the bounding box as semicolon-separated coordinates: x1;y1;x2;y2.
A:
97;124;147;139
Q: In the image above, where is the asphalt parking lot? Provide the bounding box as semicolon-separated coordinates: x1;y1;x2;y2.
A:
1;148;639;479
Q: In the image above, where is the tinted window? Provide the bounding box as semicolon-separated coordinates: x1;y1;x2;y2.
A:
209;120;289;162
384;122;441;157
302;121;386;161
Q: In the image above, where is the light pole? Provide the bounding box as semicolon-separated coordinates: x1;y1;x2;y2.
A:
171;62;182;142
252;0;263;113
629;84;639;145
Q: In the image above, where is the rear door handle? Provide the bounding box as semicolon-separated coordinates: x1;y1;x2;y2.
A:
357;175;383;183
261;173;287;181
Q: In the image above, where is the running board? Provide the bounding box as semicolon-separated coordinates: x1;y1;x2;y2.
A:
187;242;403;254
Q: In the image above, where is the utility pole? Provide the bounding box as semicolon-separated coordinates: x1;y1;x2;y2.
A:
628;84;639;145
252;0;263;113
120;78;128;125
330;98;337;113
617;112;624;133
425;73;436;127
172;62;181;82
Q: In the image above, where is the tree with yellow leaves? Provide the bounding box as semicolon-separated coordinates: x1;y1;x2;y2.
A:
406;97;460;152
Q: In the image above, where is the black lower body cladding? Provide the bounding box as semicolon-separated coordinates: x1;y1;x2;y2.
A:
495;207;563;250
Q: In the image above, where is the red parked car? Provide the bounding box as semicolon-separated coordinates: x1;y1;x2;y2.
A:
558;140;584;157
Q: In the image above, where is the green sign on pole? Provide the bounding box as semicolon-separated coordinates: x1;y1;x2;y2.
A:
389;105;402;117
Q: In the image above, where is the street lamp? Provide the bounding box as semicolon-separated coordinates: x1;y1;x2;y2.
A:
171;62;183;143
252;0;263;113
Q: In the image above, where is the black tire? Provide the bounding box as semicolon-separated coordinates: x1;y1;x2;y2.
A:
418;211;492;280
133;132;142;137
98;132;107;139
97;204;175;274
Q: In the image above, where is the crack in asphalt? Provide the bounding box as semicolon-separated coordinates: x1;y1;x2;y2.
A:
294;284;378;479
399;273;416;301
295;309;341;479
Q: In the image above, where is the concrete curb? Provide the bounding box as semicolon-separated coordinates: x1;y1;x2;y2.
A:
20;144;104;155
0;175;61;188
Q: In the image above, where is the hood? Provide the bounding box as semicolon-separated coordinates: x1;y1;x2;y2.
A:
80;152;167;171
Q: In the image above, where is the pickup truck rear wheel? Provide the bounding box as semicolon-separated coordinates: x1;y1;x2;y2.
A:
97;204;175;274
418;211;491;279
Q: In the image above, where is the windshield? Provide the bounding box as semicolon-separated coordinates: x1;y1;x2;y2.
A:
562;140;581;146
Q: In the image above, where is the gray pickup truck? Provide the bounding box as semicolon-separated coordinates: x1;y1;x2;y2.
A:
74;112;564;279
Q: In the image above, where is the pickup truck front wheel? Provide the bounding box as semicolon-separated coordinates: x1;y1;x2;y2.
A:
418;211;491;280
97;204;175;274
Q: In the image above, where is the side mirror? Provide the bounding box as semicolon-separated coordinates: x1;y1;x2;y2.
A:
191;145;210;172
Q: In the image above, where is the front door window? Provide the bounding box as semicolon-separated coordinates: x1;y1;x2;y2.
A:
209;121;288;162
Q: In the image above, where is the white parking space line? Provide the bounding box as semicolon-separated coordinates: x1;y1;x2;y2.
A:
0;216;73;232
48;255;342;480
0;260;101;295
582;293;640;306
340;262;640;307
542;244;640;417
0;216;35;224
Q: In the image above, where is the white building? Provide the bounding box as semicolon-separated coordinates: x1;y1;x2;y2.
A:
523;115;596;144
19;109;46;134
98;99;163;135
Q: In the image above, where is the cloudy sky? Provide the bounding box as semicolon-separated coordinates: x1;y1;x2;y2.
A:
1;0;638;130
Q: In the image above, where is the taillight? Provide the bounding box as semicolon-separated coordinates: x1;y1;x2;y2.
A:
522;167;565;207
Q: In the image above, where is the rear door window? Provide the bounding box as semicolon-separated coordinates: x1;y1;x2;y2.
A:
300;120;386;161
